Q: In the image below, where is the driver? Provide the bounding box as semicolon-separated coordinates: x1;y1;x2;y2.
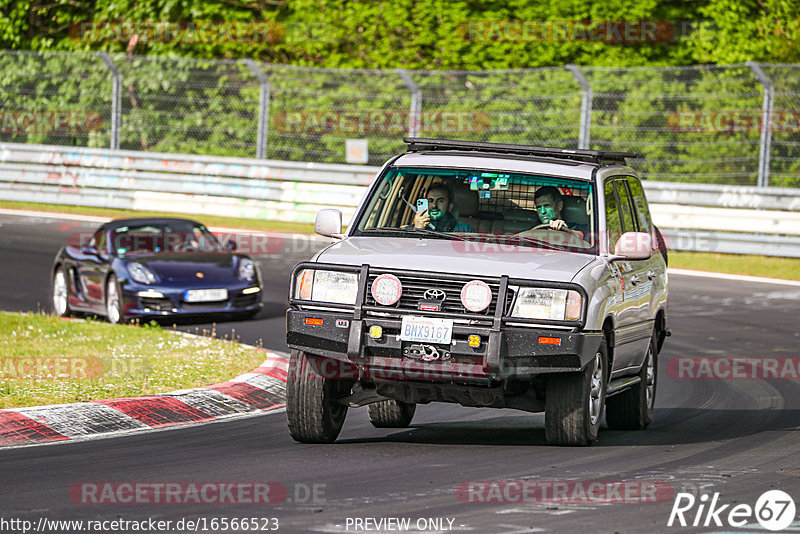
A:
532;186;587;241
412;182;474;232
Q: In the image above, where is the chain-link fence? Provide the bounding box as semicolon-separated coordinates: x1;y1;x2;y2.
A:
1;50;798;187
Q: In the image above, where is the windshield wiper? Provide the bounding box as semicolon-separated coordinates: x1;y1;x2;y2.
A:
359;227;467;241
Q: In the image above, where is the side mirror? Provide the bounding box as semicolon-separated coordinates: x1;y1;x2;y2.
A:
225;239;237;251
81;243;99;255
611;231;652;260
315;209;343;238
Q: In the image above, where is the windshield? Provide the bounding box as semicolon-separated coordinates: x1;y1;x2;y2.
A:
110;221;221;255
354;166;597;252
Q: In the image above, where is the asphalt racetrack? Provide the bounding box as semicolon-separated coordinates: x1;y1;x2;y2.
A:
1;211;799;533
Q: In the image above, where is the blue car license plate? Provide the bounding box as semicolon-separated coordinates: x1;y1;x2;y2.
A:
184;288;228;302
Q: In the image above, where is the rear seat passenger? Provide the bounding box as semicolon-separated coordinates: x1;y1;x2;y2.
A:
452;185;540;233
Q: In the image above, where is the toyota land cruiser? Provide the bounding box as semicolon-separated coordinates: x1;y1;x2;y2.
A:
285;137;669;446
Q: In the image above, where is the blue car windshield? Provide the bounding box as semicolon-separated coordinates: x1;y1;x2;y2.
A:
111;222;220;255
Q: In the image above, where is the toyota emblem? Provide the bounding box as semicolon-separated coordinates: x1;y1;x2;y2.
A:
423;288;446;300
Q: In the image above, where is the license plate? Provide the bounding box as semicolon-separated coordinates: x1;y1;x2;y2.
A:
184;288;228;302
400;316;453;344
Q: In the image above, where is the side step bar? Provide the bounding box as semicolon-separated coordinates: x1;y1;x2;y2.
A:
606;376;641;397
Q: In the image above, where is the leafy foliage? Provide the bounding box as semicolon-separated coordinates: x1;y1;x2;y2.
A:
1;1;799;185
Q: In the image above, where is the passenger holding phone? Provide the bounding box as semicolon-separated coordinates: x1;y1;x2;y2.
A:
412;183;474;232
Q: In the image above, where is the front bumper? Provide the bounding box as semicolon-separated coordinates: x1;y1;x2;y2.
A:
287;309;602;383
120;283;262;319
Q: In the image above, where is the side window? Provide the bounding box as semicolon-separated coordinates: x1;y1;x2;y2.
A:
615;180;637;233
626;176;653;235
604;180;622;249
94;230;106;253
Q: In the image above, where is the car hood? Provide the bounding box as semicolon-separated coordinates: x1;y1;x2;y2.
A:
128;253;238;283
316;237;594;283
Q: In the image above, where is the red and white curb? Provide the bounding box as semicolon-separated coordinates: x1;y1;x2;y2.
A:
0;349;289;448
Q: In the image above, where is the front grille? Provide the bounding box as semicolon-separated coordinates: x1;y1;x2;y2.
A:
181;300;229;311
140;297;172;311
365;272;514;315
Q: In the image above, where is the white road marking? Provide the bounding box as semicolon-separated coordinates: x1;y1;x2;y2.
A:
668;268;800;287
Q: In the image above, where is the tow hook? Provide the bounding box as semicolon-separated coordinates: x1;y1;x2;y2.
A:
403;344;451;361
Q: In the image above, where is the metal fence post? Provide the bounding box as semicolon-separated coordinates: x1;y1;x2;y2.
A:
396;69;422;137
243;59;270;159
566;64;592;150
96;52;121;150
747;61;774;188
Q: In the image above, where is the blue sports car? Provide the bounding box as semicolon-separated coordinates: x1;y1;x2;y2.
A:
51;217;263;323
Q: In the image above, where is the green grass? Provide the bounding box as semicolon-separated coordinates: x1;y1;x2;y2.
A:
0;200;316;234
669;251;800;281
0;312;268;409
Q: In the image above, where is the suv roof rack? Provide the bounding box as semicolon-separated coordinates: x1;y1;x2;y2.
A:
404;137;638;166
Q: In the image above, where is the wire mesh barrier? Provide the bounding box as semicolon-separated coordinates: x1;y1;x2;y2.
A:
0;50;798;187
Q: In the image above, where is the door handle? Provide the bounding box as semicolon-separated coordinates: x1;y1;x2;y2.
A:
647;270;656;280
630;274;640;285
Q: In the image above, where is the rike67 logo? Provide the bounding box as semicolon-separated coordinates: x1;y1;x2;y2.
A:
668;490;796;531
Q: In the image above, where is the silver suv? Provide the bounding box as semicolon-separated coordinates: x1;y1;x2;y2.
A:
285;138;669;446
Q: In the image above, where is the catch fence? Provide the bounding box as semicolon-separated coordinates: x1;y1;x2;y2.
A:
1;51;799;187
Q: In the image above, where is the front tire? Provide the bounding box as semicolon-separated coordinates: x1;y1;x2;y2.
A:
606;333;657;430
52;266;71;317
105;274;123;324
367;400;416;428
286;350;352;443
545;340;608;446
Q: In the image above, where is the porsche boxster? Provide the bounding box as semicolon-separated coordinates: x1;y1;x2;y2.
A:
51;217;263;323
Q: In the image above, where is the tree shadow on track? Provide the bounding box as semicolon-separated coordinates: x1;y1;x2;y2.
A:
336;407;800;447
339;415;551;446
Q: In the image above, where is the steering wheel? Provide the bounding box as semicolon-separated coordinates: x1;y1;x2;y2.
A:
532;222;571;231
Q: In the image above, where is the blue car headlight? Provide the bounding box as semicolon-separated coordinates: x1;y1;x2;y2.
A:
238;258;256;282
128;262;158;284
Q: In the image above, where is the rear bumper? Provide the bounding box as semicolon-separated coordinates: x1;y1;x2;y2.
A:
286;309;602;383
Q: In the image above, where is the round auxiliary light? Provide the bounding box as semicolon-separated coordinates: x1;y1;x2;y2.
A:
371;274;402;306
461;280;492;312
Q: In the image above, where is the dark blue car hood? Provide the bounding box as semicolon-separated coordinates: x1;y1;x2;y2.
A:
128;253;239;283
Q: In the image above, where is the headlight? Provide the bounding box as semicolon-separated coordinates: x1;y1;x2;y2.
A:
238;258;256;282
294;269;358;304
510;287;582;321
128;262;158;284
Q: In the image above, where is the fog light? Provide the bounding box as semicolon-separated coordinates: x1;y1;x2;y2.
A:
242;287;261;295
138;290;164;298
369;325;383;339
468;334;481;348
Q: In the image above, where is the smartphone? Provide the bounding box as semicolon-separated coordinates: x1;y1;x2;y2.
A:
416;198;428;214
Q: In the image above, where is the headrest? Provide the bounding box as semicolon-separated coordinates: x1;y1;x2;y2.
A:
504;208;539;224
452;183;479;217
561;195;589;226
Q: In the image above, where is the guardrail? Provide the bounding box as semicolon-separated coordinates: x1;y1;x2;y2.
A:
1;142;799;257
